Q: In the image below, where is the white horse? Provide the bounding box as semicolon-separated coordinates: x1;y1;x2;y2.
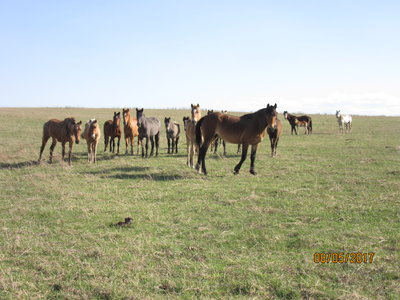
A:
335;110;352;133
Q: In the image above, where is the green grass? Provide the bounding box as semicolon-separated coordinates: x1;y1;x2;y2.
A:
0;107;399;299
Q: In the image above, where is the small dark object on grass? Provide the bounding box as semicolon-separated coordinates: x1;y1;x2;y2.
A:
112;217;133;227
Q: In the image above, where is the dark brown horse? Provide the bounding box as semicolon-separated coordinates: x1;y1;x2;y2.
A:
267;119;283;157
104;112;122;154
283;111;313;135
195;104;278;175
38;117;82;165
122;108;139;155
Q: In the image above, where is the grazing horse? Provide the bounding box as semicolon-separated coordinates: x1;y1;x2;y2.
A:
183;116;197;167
104;112;122;154
38;117;82;165
122;108;140;155
267;118;283;157
136;108;161;157
82;119;101;163
283;111;313;135
164;117;180;154
196;104;278;175
336;110;352;133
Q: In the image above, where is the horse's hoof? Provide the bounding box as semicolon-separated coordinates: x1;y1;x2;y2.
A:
234;170;239;175
250;170;257;175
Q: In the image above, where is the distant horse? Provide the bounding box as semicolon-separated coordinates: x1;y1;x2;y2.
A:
136;108;161;157
295;119;310;134
267;118;283;157
336;110;352;133
38;117;82;165
183;116;197;167
283;111;313;135
164;117;180;154
82;119;101;163
196;104;278;175
208;109;227;156
122;108;140;155
104;112;122;154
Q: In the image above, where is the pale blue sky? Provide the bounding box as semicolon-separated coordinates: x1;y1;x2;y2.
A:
1;0;399;115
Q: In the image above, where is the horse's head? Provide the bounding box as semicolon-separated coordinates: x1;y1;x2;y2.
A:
73;120;82;144
191;103;201;122
221;110;227;114
122;108;130;125
266;103;278;130
283;111;288;119
164;117;171;129
136;108;144;127
88;119;98;139
335;110;341;118
113;112;121;125
183;116;190;131
207;109;214;115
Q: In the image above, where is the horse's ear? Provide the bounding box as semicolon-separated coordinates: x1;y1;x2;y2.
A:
77;121;82;125
92;120;97;124
274;103;277;109
267;104;270;108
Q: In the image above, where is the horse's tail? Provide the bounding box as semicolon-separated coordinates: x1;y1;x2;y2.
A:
195;117;205;148
309;118;313;133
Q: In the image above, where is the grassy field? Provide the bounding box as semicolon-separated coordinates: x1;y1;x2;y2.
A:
0;107;399;299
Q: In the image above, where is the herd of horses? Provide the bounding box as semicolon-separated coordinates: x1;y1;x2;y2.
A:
38;105;353;175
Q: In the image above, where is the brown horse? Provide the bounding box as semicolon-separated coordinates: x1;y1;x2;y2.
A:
82;119;101;163
38;117;82;165
122;108;139;155
183;116;197;167
295;119;310;134
103;112;122;154
267;118;283;157
196;104;278;175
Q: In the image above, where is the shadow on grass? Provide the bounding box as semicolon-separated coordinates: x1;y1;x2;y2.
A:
0;160;39;169
102;173;184;181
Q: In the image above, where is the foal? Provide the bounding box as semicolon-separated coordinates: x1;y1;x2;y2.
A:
136;108;161;157
104;112;122;154
183;116;197;167
82;119;101;163
38;117;82;165
164;117;180;154
196;104;278;175
122;108;139;155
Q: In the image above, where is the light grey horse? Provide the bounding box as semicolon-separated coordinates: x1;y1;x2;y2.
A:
136;108;161;157
164;117;180;154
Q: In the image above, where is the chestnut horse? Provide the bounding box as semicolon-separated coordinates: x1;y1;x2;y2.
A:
103;112;122;154
196;104;278;175
82;119;101;163
122;108;139;155
38;117;82;165
183;116;197;167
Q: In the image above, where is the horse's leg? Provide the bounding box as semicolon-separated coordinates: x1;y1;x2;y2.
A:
269;135;275;157
167;136;170;154
213;138;218;154
175;136;179;154
49;138;57;163
94;142;98;163
68;141;73;166
223;140;226;156
237;144;241;154
155;133;159;156
87;142;91;162
130;136;133;155
171;137;175;155
145;137;149;157
234;144;249;175
116;136;120;154
38;134;50;162
195;137;212;175
110;137;114;153
61;142;66;163
149;136;154;156
141;137;145;157
104;135;108;152
249;144;258;175
274;137;280;157
125;136;129;154
186;138;191;167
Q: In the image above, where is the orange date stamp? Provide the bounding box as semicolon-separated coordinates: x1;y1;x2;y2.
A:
314;252;375;263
